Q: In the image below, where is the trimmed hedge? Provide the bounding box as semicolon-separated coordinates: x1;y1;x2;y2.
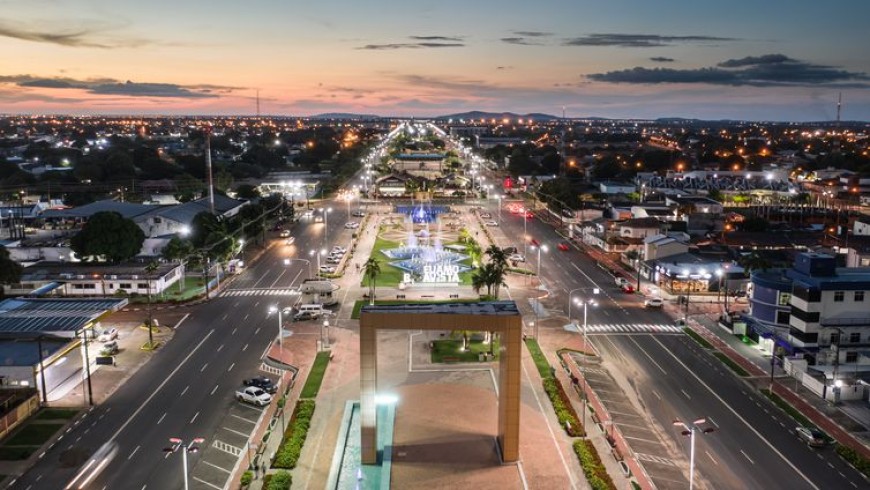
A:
573;439;617;490
524;338;552;379
265;470;292;490
240;471;253;487
273;400;316;469
543;377;584;437
836;445;870;478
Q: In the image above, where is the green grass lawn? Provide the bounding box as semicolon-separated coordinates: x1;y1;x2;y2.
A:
361;236;474;288
4;423;64;446
33;408;79;421
431;338;500;363
525;338;552;379
299;351;331;399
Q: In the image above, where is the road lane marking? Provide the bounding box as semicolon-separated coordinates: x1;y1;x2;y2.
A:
181;386;189;396
654;388;664;400
109;329;214;444
254;327;260;335
228;363;235;372
244;314;249;321
627;336;668;375
222;426;250;438
707;416;719;428
648;335;819;489
200;363;208;372
242;343;248;351
190;411;199;424
740;450;755;465
157;413;166;424
128;445;140;460
211;385;219;395
706;450;718;465
202;460;232;474
217;344;224;353
231;328;237;335
193;476;223;490
222;314;228;321
680;389;691;400
231;414;257;424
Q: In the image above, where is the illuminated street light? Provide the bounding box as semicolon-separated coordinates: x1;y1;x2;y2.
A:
163;437;205;490
673;418;716;490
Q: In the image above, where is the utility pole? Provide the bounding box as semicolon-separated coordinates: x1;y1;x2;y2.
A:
204;126;215;215
163;437;205;490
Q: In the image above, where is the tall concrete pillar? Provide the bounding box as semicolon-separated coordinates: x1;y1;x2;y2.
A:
497;317;522;462
360;319;379;464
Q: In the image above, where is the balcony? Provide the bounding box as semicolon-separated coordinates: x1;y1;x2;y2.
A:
821;317;870;327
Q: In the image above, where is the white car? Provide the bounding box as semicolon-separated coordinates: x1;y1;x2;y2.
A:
319;265;336;273
332;246;347;254
345;222;359;229
285;237;295;245
97;327;119;342
508;254;526;263
352;210;366;217
279;230;290;238
480;213;492;219
326;256;342;264
236;386;272;407
644;297;664;308
484;221;499;227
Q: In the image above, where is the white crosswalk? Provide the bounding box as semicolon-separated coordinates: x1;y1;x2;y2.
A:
634;452;678;467
220;288;300;297
582;323;683;335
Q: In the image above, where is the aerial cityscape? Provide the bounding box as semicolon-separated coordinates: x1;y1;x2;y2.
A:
1;1;870;490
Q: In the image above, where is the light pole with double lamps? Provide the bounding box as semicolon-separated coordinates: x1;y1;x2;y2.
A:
673;418;716;490
163;437;205;490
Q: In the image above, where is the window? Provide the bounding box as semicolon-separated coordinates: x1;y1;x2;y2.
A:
790;307;820;323
137;283;148;289
855;291;865;302
792;285;821;302
776;311;790;325
850;332;861;343
831;333;840;345
834;291;845;302
846;352;858;363
119;283;132;289
778;292;791;306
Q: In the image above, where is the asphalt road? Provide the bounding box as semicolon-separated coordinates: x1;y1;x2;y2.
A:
481;195;867;490
10;199;349;490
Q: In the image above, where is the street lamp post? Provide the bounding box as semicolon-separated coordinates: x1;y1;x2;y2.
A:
569;291;598;434
497;194;503;225
163;437;205;490
523;212;529;259
673;418;716;490
322;319;330;351
284;258;312;279
533;244;549;278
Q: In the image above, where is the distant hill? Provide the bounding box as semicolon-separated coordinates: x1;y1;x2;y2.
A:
434;111;560;121
309;112;382;120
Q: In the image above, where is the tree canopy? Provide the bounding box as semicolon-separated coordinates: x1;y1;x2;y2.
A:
70;211;145;263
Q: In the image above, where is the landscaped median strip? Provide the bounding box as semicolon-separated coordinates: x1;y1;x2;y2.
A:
265;351;331;488
525;338;618;487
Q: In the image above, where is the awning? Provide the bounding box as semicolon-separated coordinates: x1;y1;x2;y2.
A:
27;282;63;297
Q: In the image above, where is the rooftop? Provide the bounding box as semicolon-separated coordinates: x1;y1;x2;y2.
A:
0;297;127;336
361;301;519;316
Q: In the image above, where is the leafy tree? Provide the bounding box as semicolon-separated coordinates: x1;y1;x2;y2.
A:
70;212;145;263
363;257;380;305
485;244;509;298
738;252;772;275
235;184;261;200
0;245;23;298
162;236;194;292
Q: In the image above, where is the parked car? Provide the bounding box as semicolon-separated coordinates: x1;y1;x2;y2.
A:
279;230;291;238
243;376;277;394
326;256;342;264
345;222;359;229
236;386;272;407
97;327;119;342
480;213;492;219
644;297;664;308
796;427;826;447
332;246;347;254
100;340;119;356
557;243;570;251
319;265;336;274
352;210;366;217
293;310;318;321
484;221;499;227
614;277;629;287
508;253;526;263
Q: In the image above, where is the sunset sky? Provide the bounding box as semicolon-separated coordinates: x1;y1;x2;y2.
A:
2;0;870;120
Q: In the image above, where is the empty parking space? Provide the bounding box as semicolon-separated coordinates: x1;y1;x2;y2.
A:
189;402;266;490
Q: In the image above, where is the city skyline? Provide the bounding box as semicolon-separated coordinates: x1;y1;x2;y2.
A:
2;0;870;121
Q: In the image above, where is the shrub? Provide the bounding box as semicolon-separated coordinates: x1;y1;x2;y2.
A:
543;378;584;437
266;470;292;490
836;444;870;477
524;338;552;379
573;439;616;490
272;400;316;469
240;471;253;487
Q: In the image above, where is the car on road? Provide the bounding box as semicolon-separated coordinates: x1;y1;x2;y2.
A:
615;277;629;287
530;238;540;247
97;327;119;342
236;386;272;407
243;376;278;394
644;297;664;308
319;265;336;274
285;237;295;245
100;340;119;356
557;243;570;251
352;210;366;217
293;310;319;321
525;211;534;219
345;222;359;229
480;213;492;219
796;427;826;447
484;221;499;227
326;256;342;264
508;253;526;263
621;284;635;294
314;215;323;223
279;230;291;238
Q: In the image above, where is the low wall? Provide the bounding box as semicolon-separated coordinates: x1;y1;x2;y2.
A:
0;390;40;441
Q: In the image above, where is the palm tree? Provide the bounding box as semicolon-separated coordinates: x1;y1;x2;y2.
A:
471;266;492;297
485;244;509;270
466;238;483;268
484;245;509;299
458;227;471;244
363;258;381;305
